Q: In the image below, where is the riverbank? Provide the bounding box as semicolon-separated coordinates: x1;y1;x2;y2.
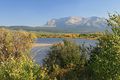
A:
35;33;102;40
32;43;53;47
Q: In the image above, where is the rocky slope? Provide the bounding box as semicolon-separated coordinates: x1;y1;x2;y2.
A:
46;16;108;31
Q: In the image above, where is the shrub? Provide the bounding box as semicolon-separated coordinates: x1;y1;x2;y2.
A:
87;13;120;80
0;55;49;80
43;40;87;80
0;28;49;80
0;28;36;61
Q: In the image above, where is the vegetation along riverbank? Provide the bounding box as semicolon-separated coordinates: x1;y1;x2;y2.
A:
0;13;120;80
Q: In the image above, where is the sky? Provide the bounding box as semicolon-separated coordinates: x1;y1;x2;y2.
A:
0;0;120;26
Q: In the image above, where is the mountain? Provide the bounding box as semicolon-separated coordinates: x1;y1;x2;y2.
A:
46;16;107;27
0;16;109;33
46;16;109;32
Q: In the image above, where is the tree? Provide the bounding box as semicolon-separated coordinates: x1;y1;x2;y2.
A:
87;13;120;80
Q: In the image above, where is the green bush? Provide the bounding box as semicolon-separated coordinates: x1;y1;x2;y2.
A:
0;55;49;80
43;40;87;80
87;13;120;80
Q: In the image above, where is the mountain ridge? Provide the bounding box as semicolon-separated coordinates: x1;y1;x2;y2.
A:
0;16;109;33
46;16;107;28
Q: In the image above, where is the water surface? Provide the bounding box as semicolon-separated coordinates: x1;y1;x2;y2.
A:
31;38;98;65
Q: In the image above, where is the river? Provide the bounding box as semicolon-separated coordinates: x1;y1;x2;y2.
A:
31;38;98;65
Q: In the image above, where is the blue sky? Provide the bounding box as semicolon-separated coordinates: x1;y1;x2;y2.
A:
0;0;120;26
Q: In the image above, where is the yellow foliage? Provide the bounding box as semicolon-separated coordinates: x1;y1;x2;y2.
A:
0;28;36;61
